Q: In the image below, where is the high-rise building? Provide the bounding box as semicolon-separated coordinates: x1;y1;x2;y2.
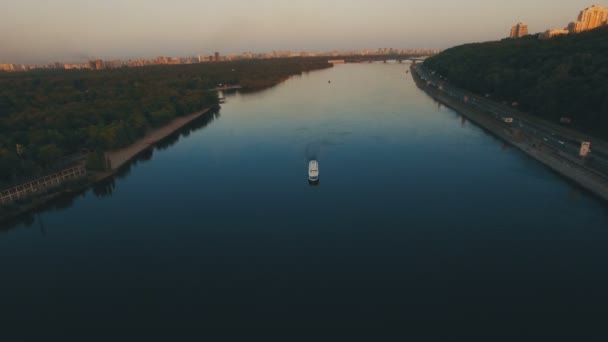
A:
568;5;608;33
510;22;529;38
214;52;220;62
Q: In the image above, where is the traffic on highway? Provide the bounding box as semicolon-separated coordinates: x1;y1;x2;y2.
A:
414;64;608;178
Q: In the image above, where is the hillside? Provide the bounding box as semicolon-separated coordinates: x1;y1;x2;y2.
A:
424;27;608;139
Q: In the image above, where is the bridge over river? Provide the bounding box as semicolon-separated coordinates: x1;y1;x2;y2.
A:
339;55;428;64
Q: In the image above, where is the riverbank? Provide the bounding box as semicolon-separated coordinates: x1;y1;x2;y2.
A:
105;108;212;171
0;60;338;227
0;107;216;226
411;64;608;202
0;177;90;227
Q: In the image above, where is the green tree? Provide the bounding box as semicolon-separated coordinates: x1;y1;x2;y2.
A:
37;144;63;167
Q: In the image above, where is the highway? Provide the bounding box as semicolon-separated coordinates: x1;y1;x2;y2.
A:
414;64;608;178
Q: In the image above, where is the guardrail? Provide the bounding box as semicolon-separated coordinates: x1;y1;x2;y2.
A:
1;164;87;205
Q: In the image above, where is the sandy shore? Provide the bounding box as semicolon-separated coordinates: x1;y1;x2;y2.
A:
411;65;608;202
106;108;210;170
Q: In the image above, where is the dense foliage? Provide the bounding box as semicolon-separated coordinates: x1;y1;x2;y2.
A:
0;58;331;185
424;27;608;139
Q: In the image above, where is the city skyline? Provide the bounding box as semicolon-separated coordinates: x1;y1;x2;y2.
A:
0;0;604;64
0;48;441;72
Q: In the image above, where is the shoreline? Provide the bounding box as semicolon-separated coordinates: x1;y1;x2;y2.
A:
0;107;216;225
0;63;335;227
411;64;608;203
105;108;212;171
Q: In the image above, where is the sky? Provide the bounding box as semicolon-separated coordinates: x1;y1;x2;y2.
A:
0;0;603;64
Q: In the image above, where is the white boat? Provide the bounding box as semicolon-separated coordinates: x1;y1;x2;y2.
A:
308;160;319;182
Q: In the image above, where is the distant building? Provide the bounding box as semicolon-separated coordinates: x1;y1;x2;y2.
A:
539;29;570;40
568;4;608;33
0;63;14;72
63;63;84;70
0;47;441;73
89;59;105;70
105;60;124;69
510;22;529;38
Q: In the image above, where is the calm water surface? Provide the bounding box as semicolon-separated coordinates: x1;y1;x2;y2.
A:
2;64;608;335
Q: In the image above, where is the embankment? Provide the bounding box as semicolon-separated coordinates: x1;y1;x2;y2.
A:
1;107;216;225
411;64;608;202
105;108;213;171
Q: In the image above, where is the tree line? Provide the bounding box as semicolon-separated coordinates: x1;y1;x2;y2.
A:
0;58;331;186
424;27;608;139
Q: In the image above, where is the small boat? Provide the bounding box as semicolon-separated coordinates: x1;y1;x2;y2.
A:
308;160;319;183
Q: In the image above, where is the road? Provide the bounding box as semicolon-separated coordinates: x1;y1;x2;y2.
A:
414;65;608;178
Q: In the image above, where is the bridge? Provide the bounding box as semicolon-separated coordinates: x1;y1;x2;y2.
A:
340;55;428;64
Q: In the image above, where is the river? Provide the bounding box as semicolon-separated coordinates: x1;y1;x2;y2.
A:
2;63;608;335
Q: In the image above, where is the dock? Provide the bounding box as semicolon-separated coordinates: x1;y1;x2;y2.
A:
209;85;242;91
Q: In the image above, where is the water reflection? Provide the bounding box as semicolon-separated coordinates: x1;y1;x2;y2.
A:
0;109;221;233
238;83;290;97
156;110;220;151
308;179;320;187
93;177;116;198
569;186;581;202
37;213;46;237
0;189;88;232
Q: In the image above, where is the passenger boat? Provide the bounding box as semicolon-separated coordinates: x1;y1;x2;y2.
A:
308;160;319;183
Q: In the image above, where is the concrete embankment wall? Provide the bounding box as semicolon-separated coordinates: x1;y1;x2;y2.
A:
0;164;87;205
105;108;213;171
411;65;608;202
1;108;217;222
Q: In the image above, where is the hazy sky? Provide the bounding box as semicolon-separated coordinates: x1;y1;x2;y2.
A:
0;0;602;63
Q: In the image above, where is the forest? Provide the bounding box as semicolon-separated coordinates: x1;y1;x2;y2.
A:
424;27;608;139
0;58;331;186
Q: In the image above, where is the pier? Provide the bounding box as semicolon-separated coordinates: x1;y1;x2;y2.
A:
209;85;242;91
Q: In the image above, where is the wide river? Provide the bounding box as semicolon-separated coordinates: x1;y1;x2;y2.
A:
2;63;608;335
